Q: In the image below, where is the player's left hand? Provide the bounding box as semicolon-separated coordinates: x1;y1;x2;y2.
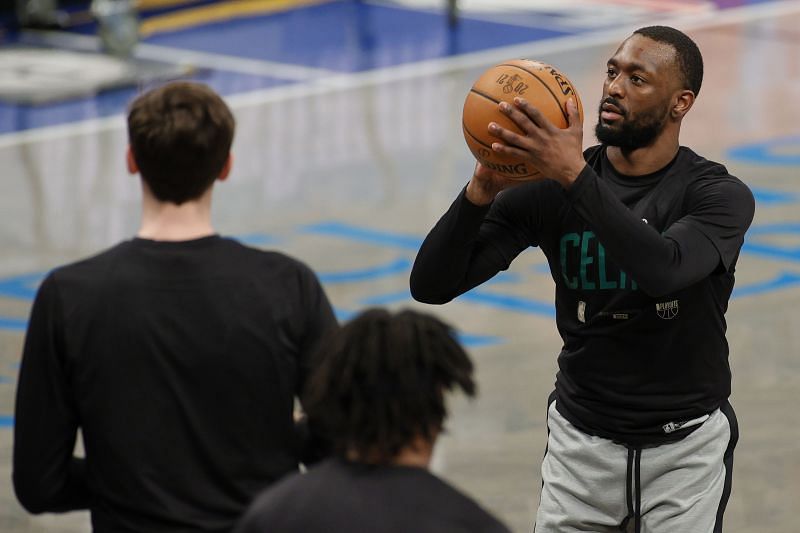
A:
488;97;586;188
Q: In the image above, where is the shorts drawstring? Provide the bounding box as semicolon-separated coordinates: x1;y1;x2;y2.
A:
623;446;642;532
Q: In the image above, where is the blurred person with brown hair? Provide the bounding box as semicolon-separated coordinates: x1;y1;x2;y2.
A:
13;81;337;532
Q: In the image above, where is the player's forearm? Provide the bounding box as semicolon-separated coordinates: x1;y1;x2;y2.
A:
566;166;719;296
410;189;498;303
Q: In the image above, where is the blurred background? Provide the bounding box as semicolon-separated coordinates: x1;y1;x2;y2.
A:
1;1;799;531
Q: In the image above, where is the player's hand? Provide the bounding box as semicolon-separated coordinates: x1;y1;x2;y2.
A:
488;97;586;188
465;161;518;205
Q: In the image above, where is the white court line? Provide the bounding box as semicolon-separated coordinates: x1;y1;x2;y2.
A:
2;0;799;149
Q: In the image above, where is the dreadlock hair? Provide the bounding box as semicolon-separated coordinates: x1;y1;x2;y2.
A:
634;26;704;96
303;308;476;464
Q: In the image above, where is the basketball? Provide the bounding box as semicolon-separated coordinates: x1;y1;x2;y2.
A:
462;59;584;180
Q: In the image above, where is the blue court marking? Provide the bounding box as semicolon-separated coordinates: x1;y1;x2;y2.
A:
1;0;574;134
746;222;800;236
0;317;27;331
2;0;793;135
751;187;800;206
0;84;133;134
333;306;358;322
234;233;283;246
742;242;800;262
142;1;573;73
0;376;13;384
483;272;522;285
741;223;800;262
318;257;412;284
334;304;500;346
359;290;410;306
727;136;800;166
358;287;552;316
460;290;554;317
734;270;800;298
0;416;13;428
0;272;46;300
302;221;423;250
533;263;552;275
454;332;502;348
0;68;297;135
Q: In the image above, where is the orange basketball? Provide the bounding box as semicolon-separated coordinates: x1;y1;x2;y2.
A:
462;59;583;180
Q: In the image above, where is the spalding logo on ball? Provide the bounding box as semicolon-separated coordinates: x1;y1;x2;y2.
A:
462;59;584;181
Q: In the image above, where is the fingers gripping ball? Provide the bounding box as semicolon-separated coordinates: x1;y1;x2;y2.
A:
462;59;584;180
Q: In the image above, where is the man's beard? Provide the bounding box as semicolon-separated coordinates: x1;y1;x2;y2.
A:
595;98;668;150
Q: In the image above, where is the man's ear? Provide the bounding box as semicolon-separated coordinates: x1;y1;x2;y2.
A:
672;90;695;119
126;146;139;174
218;153;233;182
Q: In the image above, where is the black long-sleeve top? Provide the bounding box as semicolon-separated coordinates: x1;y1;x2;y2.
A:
14;236;337;532
411;145;755;445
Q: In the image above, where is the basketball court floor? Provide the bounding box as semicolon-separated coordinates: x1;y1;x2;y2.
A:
0;0;799;531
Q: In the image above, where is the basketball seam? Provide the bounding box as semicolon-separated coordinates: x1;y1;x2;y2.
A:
462;121;494;150
470;88;502;105
462;123;540;179
498;63;570;123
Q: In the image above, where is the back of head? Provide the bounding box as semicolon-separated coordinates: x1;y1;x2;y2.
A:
127;81;235;204
633;26;704;96
303;308;476;464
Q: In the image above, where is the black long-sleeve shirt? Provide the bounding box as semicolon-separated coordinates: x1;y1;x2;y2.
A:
14;236;337;532
411;146;754;445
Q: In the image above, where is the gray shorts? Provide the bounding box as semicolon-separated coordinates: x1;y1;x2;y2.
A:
535;401;737;533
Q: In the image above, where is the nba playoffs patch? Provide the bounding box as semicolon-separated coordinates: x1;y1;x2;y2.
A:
655;299;679;319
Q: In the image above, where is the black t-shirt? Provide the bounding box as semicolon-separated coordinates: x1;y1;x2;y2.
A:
234;458;511;533
13;236;338;532
410;146;755;445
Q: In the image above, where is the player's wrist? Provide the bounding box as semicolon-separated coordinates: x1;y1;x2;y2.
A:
553;161;587;190
465;178;496;206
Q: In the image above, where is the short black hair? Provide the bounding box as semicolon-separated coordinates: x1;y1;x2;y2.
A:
303;308;476;463
634;26;703;96
127;82;235;204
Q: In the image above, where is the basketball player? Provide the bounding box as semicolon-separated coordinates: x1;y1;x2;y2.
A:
234;308;511;533
410;26;754;532
13;82;338;531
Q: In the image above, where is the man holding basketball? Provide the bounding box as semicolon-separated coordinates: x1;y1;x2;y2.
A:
13;82;337;531
411;26;754;532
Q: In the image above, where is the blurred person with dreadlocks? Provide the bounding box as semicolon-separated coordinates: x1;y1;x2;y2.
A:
233;308;511;533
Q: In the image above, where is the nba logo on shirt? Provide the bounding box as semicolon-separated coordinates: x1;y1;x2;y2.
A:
655;299;679;319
